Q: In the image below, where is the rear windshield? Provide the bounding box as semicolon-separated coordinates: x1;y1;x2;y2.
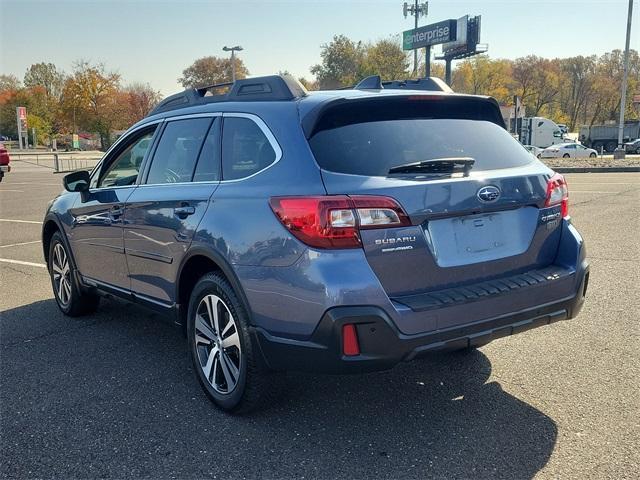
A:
309;101;534;176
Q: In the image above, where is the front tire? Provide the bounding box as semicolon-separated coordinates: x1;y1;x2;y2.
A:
48;231;99;316
589;152;597;158
563;153;570;158
187;272;269;413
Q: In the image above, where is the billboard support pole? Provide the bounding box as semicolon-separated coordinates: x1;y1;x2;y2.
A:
445;58;452;84
413;0;419;76
425;46;431;77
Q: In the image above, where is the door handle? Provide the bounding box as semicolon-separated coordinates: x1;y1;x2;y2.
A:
174;206;196;218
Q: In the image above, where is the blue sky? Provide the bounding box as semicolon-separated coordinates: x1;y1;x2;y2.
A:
1;0;637;95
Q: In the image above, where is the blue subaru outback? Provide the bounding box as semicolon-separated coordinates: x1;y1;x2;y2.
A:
43;75;589;412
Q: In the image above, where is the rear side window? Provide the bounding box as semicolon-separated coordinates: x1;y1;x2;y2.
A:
146;118;211;184
308;99;534;176
222;117;276;180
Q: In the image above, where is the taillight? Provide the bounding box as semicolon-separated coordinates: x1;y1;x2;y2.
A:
269;195;411;249
545;173;569;218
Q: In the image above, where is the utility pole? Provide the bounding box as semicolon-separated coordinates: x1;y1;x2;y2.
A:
223;45;243;82
403;2;428;77
615;0;633;159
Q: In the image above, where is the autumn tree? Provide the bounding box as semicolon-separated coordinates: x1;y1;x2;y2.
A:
558;55;597;130
124;82;162;123
452;56;512;103
298;77;318;91
511;56;560;116
179;56;249;88
61;61;125;148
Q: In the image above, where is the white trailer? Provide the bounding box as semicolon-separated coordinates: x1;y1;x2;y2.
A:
519;117;565;149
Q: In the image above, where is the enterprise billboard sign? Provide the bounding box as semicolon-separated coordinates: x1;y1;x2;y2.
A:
403;19;457;50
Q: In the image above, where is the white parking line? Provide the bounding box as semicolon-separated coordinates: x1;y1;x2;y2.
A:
0;240;41;248
0;189;24;193
0;258;46;268
571;191;620;194
2;182;61;186
0;219;42;224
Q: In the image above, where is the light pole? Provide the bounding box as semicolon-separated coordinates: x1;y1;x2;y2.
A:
614;0;634;159
223;45;243;82
72;94;80;151
403;2;428;77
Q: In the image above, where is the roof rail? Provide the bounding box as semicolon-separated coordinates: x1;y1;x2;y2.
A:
148;74;308;116
347;75;453;93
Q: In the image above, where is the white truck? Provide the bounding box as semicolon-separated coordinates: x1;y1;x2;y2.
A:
518;117;566;149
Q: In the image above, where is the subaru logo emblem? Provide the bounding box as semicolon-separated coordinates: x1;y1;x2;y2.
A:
477;185;501;203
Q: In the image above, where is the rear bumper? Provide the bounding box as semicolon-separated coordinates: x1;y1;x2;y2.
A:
254;263;589;374
0;165;9;173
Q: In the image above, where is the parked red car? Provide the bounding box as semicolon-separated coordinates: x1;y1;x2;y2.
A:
0;143;10;182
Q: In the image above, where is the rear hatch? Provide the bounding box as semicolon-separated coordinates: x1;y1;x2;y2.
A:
306;94;562;299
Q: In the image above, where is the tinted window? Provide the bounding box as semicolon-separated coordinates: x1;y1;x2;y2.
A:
222;117;276;180
99;129;155;188
193;118;221;182
310;118;534;176
146;118;211;184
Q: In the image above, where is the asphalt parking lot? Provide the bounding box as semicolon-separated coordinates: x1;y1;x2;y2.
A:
1;161;638;479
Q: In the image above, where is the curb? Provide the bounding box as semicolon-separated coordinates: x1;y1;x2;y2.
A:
551;166;640;173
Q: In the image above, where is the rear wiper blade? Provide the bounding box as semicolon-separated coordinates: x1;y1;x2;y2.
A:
388;157;475;176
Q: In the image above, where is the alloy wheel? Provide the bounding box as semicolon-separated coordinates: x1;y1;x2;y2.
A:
194;294;242;394
52;243;72;307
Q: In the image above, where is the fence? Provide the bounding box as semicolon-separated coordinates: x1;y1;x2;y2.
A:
9;151;103;173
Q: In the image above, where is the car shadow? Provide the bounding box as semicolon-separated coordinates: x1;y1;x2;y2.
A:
1;298;557;479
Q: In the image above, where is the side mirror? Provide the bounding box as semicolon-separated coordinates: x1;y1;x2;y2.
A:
63;170;90;192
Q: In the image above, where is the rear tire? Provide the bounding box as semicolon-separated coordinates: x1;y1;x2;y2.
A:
187;272;270;413
605;141;617;153
563;153;570;158
48;231;99;316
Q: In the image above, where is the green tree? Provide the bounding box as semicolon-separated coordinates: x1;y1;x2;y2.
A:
26;113;52;146
23;62;65;99
0;74;21;92
311;35;364;88
360;38;409;81
179;56;249;88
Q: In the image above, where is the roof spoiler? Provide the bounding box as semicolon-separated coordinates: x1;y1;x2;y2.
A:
353;75;453;93
148;74;308;116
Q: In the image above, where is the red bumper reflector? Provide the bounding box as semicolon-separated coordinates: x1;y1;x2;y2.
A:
342;324;360;356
